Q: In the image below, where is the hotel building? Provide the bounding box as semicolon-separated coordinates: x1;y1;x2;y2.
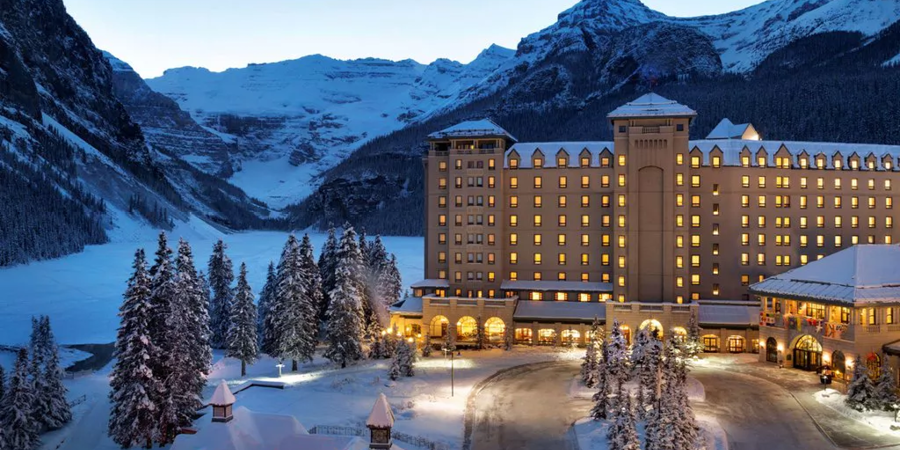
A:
390;93;900;364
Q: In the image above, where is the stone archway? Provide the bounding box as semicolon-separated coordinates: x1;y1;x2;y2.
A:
791;335;822;371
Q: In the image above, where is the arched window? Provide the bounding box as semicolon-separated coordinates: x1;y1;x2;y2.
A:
484;317;506;342
831;350;847;380
430;316;449;338
561;329;581;345
538;329;556;345
639;319;663;339
867;353;882;379
765;337;778;363
671;327;687;343
456;316;477;341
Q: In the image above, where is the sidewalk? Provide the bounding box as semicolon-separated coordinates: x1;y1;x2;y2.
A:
700;355;900;449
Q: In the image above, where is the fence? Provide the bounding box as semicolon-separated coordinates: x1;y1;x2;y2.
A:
64;369;95;379
309;425;451;450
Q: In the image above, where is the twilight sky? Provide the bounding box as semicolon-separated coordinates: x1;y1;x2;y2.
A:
64;0;763;79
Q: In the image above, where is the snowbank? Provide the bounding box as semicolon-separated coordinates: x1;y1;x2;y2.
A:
573;414;727;450
814;389;900;435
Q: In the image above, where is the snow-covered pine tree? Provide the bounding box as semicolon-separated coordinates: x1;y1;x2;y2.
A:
356;230;378;336
607;383;640;450
0;364;5;404
318;228;339;323
846;355;876;411
582;317;602;387
0;348;39;450
324;229;366;368
442;329;455;353
31;317;71;430
874;356;899;411
227;263;259;377
607;319;629;387
299;235;323;359
369;333;385;359
630;328;649;376
672;349;699;450
683;311;703;359
591;341;611;421
109;248;160;449
273;235;312;371
388;342;402;381
400;338;415;377
207;239;234;349
172;239;211;430
367;235;388;273
475;315;486;350
148;233;182;444
28;316;49;430
257;261;276;350
422;333;433;357
375;254;402;324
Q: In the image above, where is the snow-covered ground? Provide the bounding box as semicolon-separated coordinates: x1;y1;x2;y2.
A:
0;231;423;347
573;415;728;450
815;389;900;435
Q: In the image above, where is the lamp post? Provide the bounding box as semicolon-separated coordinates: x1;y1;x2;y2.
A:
276;362;285;378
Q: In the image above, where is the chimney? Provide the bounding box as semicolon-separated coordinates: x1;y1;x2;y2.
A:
366;393;395;449
209;379;236;423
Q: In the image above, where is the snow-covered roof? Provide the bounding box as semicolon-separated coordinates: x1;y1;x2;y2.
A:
169;406;372;450
389;297;423;317
607;93;697;120
501;280;613;292
698;303;759;327
705;118;758;140
410;279;450;289
750;245;900;304
513;301;607;323
505;142;613;168
883;339;900;357
427;119;517;141
367;393;395;429
210;379;236;406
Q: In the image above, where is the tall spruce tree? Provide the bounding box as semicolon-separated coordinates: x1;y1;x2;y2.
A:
375;254;402;323
607;320;629;387
28;316;49;430
683;311;703;359
273;234;312;371
299;235;323;358
227;263;259;377
591;341;611;421
31;317;71;430
147;233;181;444
0;349;39;450
257;261;276;351
207;239;234;349
607;383;640;450
318;228;339;323
581;317;602;387
109;249;160;449
171;239;211;431
324;228;366;367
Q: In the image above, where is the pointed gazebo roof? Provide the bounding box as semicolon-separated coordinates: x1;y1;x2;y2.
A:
210;379;236;406
366;393;395;429
607;93;697;120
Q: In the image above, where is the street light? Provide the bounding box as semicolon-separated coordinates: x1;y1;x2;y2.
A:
276;362;285;378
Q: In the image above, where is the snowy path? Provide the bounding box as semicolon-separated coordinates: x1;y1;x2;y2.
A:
56;398;112;450
465;360;590;450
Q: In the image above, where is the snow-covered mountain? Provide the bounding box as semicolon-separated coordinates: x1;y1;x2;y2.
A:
145;46;514;207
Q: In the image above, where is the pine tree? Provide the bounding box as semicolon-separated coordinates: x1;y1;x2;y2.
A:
28;316;49;431
682;311;703;359
324;229;366;367
109;248;159;449
208;239;234;349
422;334;433;357
369;334;385;359
0;349;39;450
227;263;259;377
442;328;455;353
375;254;402;322
847;355;876;411
400;338;415;377
475;315;486;350
0;364;5;404
607;383;640;450
582;317;602;388
874;357;899;411
388;343;402;381
272;235;312;371
147;232;181;444
318;228;339;323
32;317;71;430
257;261;276;351
298;235;323;359
607;320;629;387
591;341;611;421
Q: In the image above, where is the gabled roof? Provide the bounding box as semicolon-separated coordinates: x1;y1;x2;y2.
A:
706;118;758;140
210;379;236;406
750;245;900;304
427;119;517;141
607;93;697;120
367;393;395;428
505;142;613;168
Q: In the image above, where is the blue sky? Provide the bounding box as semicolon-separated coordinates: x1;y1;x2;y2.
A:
64;0;763;79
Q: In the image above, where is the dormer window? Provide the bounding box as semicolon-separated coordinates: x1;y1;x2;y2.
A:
558;156;567;167
799;157;808;169
534;157;543;168
509;158;519;169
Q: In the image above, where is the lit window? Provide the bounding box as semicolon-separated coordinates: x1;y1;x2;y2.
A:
534;176;542;189
559;176;568;189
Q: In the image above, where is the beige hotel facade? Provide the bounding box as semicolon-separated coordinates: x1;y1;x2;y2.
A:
390;94;900;367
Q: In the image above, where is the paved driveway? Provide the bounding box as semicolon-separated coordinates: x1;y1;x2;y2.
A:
464;360;590;450
692;365;835;450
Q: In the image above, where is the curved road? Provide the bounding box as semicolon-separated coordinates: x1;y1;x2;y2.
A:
465;360;838;450
465;361;590;450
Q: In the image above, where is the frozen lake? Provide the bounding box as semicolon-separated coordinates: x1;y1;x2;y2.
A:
0;231;424;347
